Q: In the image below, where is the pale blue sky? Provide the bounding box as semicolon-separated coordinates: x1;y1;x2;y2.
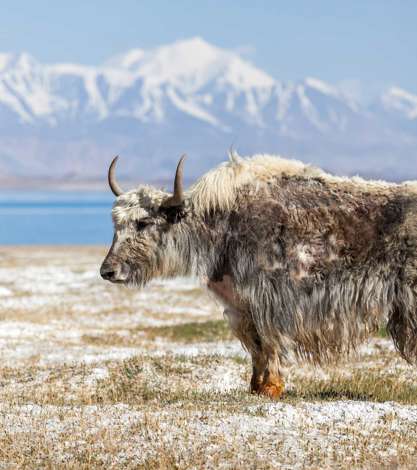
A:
1;0;416;94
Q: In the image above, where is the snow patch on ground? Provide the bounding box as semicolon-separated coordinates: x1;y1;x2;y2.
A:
200;365;246;392
0;286;12;296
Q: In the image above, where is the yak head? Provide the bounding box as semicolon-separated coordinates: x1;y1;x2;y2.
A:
100;155;190;287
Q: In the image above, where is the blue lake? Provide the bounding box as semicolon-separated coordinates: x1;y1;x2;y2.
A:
0;191;115;245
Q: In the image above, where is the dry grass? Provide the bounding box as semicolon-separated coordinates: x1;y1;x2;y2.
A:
289;369;417;404
1;247;417;468
82;319;233;347
144;319;234;342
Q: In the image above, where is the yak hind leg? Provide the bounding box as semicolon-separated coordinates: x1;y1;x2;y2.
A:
224;307;284;399
388;288;417;362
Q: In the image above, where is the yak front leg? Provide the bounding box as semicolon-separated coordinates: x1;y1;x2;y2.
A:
207;276;284;399
224;307;284;399
251;348;285;399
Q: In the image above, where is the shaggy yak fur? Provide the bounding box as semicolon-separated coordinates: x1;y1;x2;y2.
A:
101;153;417;398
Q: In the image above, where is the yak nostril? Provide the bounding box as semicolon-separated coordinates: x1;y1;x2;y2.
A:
100;266;115;280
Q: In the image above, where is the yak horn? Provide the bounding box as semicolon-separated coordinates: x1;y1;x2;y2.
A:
108;156;124;197
163;155;186;207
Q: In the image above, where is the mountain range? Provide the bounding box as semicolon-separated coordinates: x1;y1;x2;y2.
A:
0;37;416;184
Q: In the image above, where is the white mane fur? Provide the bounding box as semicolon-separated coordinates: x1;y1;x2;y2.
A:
113;152;407;222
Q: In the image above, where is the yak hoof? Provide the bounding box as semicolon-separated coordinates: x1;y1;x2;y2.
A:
259;380;285;400
252;376;285;400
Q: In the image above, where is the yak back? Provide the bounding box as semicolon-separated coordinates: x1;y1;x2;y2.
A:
222;174;417;285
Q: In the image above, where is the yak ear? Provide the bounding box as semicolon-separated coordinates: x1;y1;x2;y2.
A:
160;155;186;209
159;204;186;224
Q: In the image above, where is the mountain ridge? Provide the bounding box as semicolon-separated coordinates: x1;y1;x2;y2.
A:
0;37;416;183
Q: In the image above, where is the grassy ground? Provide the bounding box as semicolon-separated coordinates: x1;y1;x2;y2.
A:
0;247;417;468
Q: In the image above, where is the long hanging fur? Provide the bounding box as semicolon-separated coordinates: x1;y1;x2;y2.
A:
106;153;417;366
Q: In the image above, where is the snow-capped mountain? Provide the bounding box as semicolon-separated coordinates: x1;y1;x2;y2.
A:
0;37;416;183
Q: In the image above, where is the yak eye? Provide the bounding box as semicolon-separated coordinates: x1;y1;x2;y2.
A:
135;218;153;231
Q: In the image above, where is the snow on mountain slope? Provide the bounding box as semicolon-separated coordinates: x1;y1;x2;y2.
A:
381;87;417;120
103;38;277;127
105;48;145;70
110;38;275;90
47;63;111;120
0;38;358;130
0;37;416;181
0;53;13;71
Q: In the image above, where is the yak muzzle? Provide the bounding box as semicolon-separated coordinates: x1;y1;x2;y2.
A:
100;260;130;283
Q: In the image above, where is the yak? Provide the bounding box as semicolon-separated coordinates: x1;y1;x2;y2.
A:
100;152;417;398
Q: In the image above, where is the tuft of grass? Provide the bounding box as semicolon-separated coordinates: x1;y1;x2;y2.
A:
82;320;234;347
81;333;130;346
288;369;417;404
0;363;96;406
91;355;252;408
144;319;233;343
